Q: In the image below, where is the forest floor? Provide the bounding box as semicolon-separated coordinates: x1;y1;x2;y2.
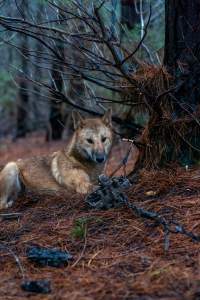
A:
0;133;200;300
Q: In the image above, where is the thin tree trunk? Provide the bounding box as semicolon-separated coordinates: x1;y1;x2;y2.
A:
47;62;64;140
47;11;64;141
16;2;29;138
32;2;44;131
121;0;138;30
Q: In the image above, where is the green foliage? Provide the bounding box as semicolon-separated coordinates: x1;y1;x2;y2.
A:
71;217;88;240
70;216;103;239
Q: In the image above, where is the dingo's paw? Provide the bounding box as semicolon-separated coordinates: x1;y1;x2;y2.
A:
76;182;93;194
0;195;15;209
0;197;9;210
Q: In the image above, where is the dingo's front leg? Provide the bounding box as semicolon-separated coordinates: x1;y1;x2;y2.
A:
51;155;94;194
64;169;93;194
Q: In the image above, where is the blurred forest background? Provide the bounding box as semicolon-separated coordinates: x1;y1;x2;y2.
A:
1;0;200;169
0;0;164;139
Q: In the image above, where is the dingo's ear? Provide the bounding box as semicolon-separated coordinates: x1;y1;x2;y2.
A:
102;108;112;126
72;111;84;129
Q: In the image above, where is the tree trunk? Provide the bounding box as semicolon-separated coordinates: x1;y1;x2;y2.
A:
164;1;200;72
32;2;45;131
47;63;64;140
47;11;64;141
163;0;200;166
16;6;29;138
66;14;86;136
16;76;29;138
121;0;139;30
134;0;200;170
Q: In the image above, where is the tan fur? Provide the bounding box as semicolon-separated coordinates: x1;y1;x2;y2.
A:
0;110;113;209
0;162;21;209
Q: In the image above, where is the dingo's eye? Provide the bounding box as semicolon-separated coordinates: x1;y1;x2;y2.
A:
101;136;107;143
87;138;93;144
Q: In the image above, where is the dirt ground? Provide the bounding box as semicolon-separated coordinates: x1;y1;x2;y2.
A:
0;133;200;300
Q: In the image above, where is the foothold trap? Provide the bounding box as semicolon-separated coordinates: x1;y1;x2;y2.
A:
86;175;131;210
21;279;51;294
27;245;73;267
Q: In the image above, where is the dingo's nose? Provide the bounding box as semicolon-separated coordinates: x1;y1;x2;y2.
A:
95;153;105;163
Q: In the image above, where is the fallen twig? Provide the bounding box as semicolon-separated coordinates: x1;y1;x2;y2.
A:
0;243;25;279
0;212;22;221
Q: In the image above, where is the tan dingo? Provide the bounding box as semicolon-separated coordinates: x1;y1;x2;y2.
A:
0;109;113;209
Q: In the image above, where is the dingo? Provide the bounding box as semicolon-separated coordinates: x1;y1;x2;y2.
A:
0;109;113;209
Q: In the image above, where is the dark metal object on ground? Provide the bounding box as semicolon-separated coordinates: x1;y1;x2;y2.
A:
86;175;131;209
21;279;51;294
27;245;73;267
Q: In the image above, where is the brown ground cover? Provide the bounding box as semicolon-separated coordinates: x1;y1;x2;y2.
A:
0;133;200;300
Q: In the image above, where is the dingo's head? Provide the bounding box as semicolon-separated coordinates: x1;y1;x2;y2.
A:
72;109;113;164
